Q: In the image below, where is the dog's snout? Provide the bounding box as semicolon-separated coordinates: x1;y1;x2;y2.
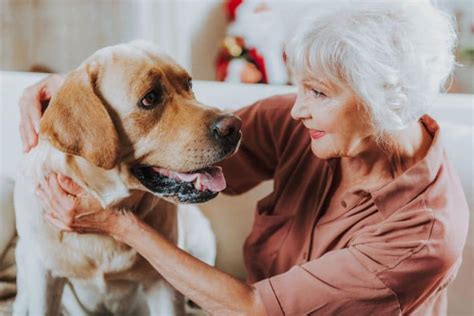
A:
211;115;242;146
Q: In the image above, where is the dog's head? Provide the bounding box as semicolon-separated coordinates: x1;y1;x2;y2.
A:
40;41;241;204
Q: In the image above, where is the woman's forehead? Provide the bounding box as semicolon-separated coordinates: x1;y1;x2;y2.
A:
301;76;328;87
298;73;345;94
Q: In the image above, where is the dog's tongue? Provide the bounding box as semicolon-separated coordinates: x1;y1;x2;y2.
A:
153;166;226;192
199;167;227;192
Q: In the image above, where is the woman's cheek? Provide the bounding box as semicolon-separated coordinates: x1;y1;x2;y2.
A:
311;114;348;158
313;109;339;133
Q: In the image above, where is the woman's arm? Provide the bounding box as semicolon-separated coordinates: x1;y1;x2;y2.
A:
36;174;266;315
116;213;266;315
218;94;297;196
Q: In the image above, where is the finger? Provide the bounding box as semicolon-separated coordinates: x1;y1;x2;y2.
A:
44;213;73;232
38;176;56;207
19;123;30;152
36;187;69;228
45;210;64;224
31;90;44;133
36;186;54;211
18;83;44;151
19;108;35;152
19;85;41;132
39;175;70;225
19;101;38;152
49;174;76;202
24;115;39;150
47;174;70;199
37;189;67;226
57;174;83;196
48;174;76;225
74;210;102;220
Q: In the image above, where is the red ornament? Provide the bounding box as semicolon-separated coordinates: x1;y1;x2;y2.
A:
247;48;267;83
225;0;243;21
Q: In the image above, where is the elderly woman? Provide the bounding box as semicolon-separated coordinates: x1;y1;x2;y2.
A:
20;1;468;315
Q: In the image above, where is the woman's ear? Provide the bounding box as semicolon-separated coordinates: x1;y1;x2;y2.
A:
40;65;120;170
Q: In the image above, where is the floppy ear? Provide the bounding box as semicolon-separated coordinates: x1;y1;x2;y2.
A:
40;65;120;170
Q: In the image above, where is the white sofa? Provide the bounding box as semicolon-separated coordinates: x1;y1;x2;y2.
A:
1;71;473;315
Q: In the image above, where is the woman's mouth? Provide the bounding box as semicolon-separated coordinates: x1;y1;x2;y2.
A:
309;130;326;140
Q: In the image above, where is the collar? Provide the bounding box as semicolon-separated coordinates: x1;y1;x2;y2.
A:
371;115;444;218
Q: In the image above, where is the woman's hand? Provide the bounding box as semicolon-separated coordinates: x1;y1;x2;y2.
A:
19;74;64;152
36;173;123;236
36;174;265;315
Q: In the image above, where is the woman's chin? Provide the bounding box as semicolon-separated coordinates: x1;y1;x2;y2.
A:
311;144;333;160
310;139;343;159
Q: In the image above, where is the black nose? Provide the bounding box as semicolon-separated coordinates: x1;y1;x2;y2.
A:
211;115;242;146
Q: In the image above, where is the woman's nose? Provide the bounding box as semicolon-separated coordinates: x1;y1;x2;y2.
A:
291;99;310;120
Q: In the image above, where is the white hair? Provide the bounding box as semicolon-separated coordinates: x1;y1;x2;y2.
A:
285;0;457;134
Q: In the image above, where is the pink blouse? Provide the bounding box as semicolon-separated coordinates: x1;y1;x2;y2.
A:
220;94;469;315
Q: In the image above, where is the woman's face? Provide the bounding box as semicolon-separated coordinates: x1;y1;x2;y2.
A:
291;75;374;159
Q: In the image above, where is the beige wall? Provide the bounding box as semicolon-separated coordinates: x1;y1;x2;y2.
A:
0;0;226;80
1;0;471;92
0;0;138;72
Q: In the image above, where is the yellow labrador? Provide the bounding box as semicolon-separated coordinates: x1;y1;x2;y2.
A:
13;41;241;316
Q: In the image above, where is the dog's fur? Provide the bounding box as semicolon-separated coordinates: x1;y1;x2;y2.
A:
13;41;238;315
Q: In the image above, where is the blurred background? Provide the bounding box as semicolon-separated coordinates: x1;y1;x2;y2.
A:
1;0;473;92
0;1;473;315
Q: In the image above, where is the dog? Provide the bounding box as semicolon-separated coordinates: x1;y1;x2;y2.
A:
13;40;241;316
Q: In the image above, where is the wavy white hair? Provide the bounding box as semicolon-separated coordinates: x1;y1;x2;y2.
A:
285;0;457;134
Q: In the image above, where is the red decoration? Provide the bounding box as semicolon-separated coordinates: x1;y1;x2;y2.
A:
225;0;243;21
216;0;289;84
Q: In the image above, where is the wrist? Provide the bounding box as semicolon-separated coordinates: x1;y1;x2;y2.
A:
109;209;139;241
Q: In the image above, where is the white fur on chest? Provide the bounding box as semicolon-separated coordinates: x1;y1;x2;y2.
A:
14;142;138;279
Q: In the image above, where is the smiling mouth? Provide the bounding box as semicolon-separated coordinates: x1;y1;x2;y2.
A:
131;165;226;203
309;130;326;140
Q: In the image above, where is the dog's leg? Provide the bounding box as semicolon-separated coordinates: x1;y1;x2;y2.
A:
177;205;216;267
145;280;185;316
12;240;28;315
13;240;65;316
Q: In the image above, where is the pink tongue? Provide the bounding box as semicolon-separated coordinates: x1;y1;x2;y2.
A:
152;166;226;192
200;167;227;192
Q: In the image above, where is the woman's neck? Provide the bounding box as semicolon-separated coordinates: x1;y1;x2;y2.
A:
339;120;432;189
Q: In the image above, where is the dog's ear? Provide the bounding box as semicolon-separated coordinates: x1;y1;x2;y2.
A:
40;65;120;170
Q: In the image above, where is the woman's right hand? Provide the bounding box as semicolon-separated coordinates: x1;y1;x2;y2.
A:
19;74;64;152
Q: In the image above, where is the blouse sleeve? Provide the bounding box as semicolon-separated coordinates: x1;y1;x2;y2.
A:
253;247;401;315
219;94;297;195
253;206;462;315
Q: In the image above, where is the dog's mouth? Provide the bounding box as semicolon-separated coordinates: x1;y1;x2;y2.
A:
131;165;226;203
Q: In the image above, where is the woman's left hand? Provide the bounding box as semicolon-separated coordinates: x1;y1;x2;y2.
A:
36;173;120;235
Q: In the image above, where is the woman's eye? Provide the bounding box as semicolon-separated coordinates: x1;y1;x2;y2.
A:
140;89;163;109
311;89;326;98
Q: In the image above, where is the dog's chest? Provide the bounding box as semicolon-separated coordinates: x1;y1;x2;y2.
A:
15;184;137;279
15;151;176;281
40;229;141;279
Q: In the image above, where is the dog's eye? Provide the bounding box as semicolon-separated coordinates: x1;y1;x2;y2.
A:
140;89;163;109
187;78;192;91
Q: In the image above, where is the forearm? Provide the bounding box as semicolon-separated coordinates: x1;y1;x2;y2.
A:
114;213;266;315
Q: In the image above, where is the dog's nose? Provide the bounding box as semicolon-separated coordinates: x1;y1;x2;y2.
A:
211;115;242;145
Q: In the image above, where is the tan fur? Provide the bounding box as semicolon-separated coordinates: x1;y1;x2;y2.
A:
40;65;120;170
